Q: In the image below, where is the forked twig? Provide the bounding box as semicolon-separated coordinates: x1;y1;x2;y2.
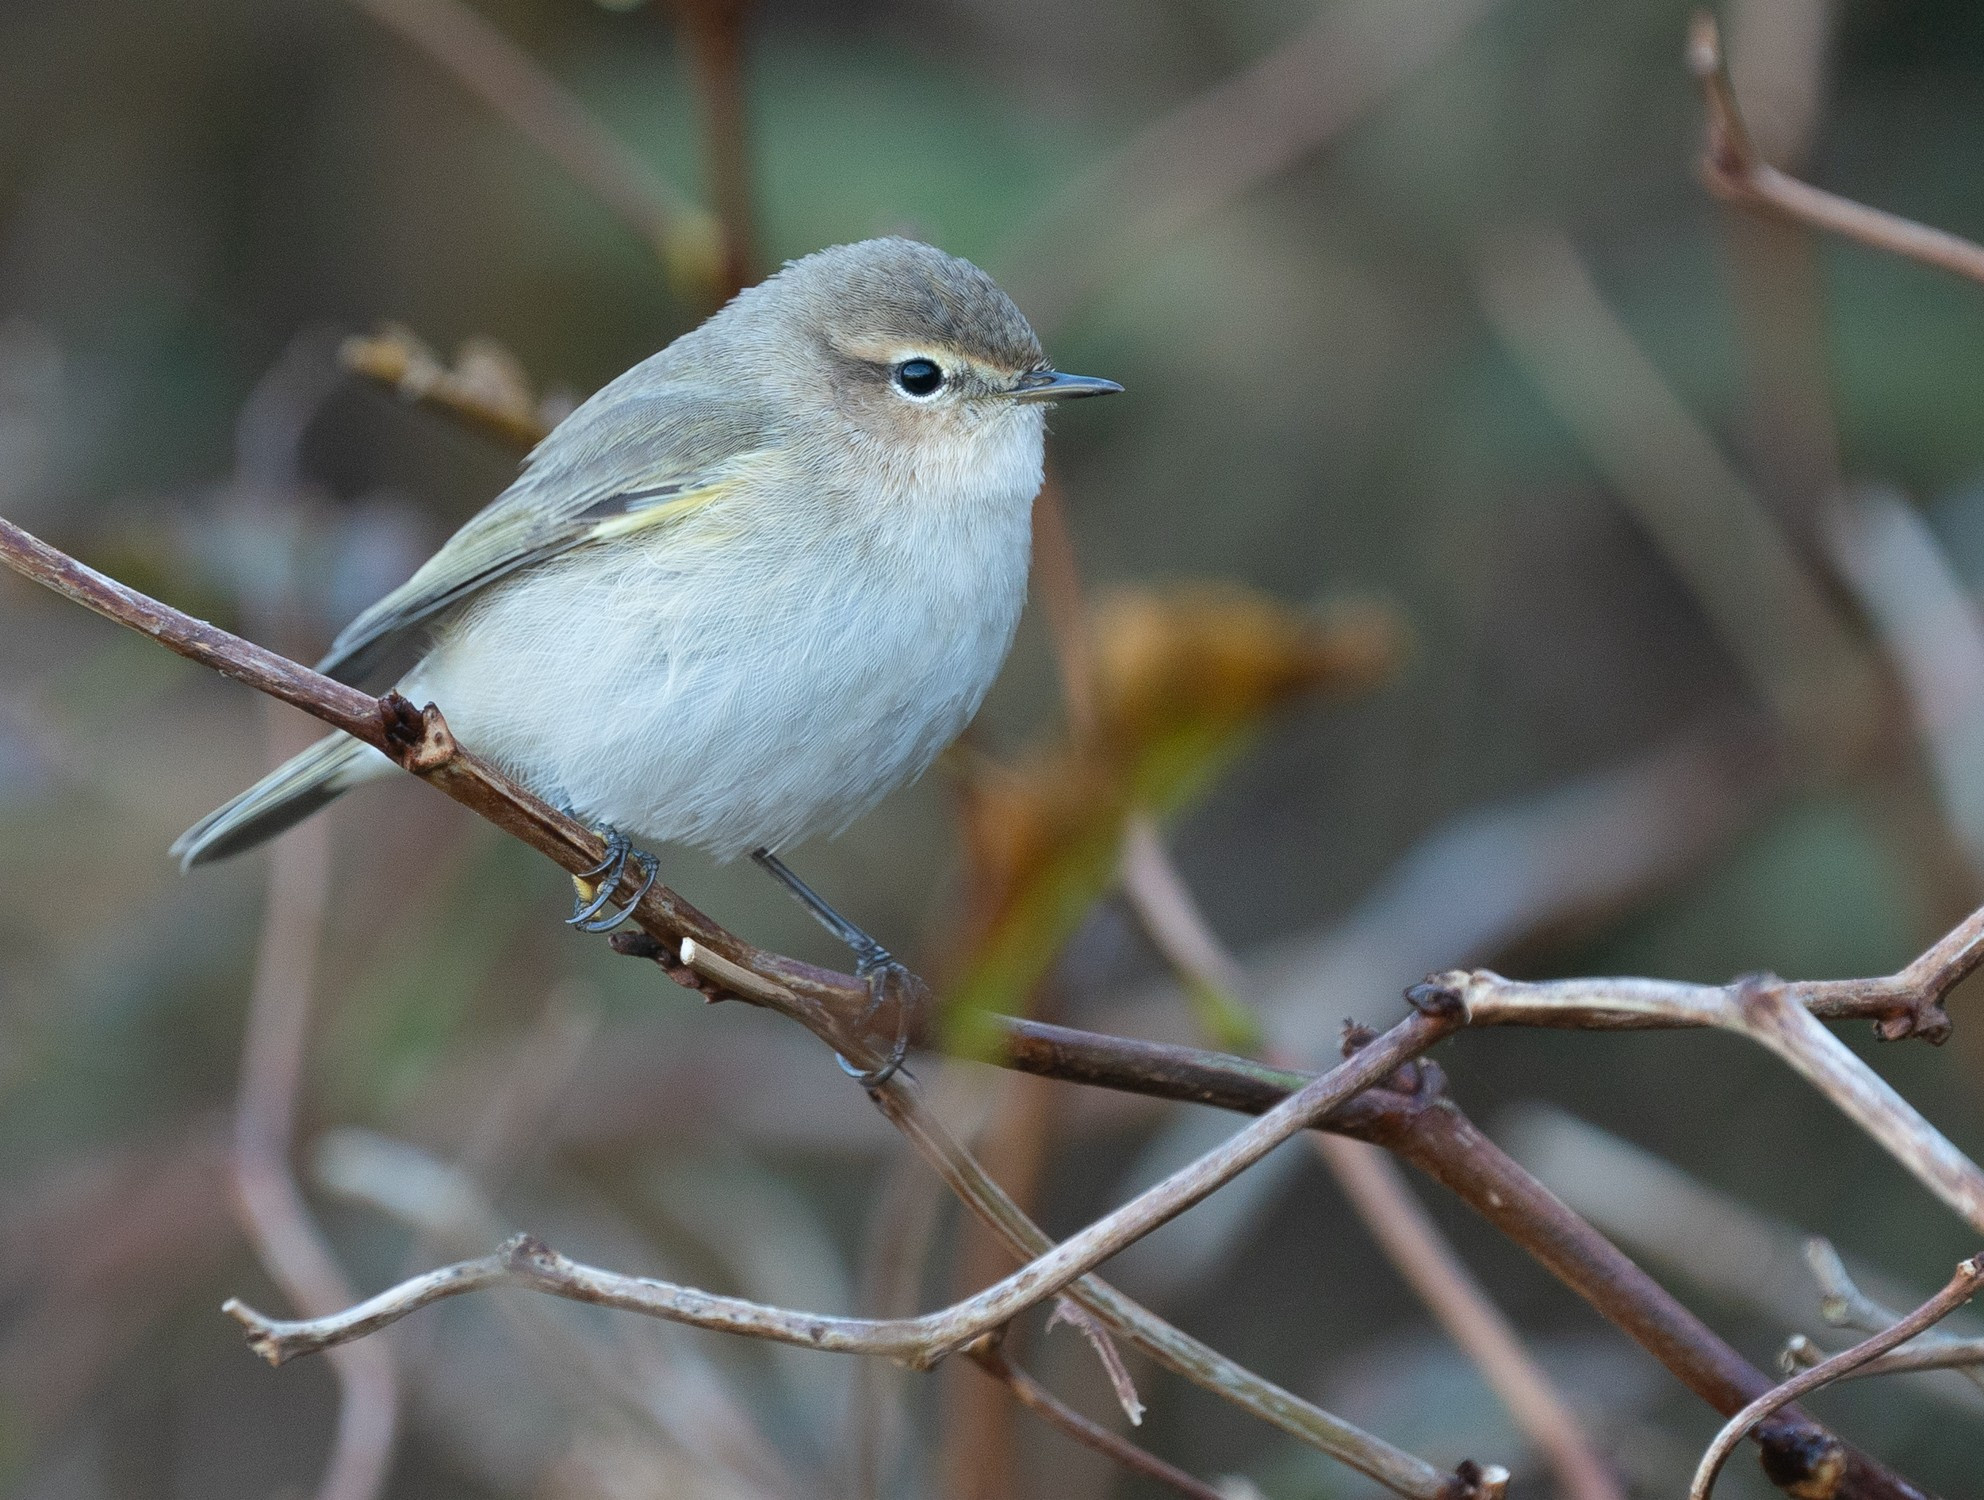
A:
1690;13;1984;290
1690;1255;1984;1499
965;1338;1225;1500
343;0;722;290
1420;969;1984;1233
0;515;1935;1498
222;1012;1452;1371
1314;1135;1626;1500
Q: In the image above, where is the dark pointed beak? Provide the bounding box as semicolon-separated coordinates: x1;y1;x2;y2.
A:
1007;368;1124;403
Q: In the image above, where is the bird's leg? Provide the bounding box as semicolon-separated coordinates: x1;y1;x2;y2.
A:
751;848;912;1086
567;831;660;934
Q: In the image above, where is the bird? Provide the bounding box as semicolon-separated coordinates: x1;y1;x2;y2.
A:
173;237;1120;1014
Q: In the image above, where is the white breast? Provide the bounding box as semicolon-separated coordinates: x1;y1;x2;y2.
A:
406;408;1043;858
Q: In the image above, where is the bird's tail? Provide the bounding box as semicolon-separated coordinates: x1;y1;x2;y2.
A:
171;732;390;869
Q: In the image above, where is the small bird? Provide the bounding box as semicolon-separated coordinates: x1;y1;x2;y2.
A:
174;238;1119;1002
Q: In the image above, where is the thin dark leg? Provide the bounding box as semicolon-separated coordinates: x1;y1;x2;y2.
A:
751;848;911;1088
751;848;895;975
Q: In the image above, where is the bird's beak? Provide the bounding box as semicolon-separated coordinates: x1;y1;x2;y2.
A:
1006;368;1125;403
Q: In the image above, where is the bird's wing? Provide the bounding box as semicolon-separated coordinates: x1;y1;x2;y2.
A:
318;381;774;689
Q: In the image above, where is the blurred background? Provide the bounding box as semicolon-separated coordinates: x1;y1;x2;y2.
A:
4;0;1984;1495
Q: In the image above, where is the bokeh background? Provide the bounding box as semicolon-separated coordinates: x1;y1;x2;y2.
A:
3;0;1984;1495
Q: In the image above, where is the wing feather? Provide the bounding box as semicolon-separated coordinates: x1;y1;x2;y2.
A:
318;379;772;688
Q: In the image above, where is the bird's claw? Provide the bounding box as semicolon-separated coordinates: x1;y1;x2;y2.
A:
567;833;660;933
836;955;915;1089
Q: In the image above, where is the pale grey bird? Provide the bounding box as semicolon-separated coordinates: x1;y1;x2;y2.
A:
174;238;1119;1027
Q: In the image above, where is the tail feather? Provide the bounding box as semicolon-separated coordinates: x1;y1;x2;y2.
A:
172;733;388;869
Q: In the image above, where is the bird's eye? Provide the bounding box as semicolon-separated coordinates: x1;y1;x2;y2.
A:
893;358;944;398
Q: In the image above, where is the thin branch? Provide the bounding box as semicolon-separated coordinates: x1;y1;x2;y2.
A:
226;343;397;1500
1690;1255;1984;1500
343;0;723;292
340;329;555;452
1476;225;1874;764
232;701;398;1500
1689;13;1984;290
223;1010;1456;1371
1116;815;1618;1498
860;1061;1480;1500
0;515;1931;1498
996;1023;1933;1499
1044;1296;1144;1426
999;0;1500;333
1786;1334;1984;1381
1793;1238;1984;1394
669;0;758;300
1314;1135;1626;1500
965;1338;1226;1500
1419;969;1984;1233
1029;471;1098;741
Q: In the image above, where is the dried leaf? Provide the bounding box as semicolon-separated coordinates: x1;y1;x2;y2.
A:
943;584;1403;1039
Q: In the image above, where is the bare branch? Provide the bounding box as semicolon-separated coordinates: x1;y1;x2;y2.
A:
1115;803;1617;1496
232;700;398;1500
1690;13;1984;290
999;0;1500;333
1691;1255;1984;1499
1476;225;1874;763
340;328;555;452
1044;1296;1144;1426
998;1025;1933;1498
669;0;759;299
1791;1239;1984;1394
224;1010;1456;1370
860;1064;1475;1500
343;0;723;292
965;1338;1227;1500
1314;1135;1626;1500
1422;969;1984;1232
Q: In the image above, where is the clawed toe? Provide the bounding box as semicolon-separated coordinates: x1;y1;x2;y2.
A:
568;833;659;933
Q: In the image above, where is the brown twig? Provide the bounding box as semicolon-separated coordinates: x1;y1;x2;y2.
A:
221;1011;1455;1371
999;0;1501;333
996;1024;1931;1499
231;700;399;1500
668;0;758;300
1030;471;1098;741
1690;13;1984;290
340;329;555;453
0;516;1933;1498
1415;968;1984;1232
965;1338;1225;1500
1476;225;1874;767
1690;1255;1984;1500
343;0;723;293
1790;1239;1984;1394
1118;818;1621;1498
859;1059;1482;1499
226;343;398;1500
1314;1135;1626;1500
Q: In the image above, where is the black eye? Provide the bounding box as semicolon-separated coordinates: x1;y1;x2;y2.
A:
893;358;944;397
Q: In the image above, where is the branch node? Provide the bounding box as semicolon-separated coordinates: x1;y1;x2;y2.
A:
608;928;725;1000
377;693;457;773
1447;1458;1512;1500
1405;971;1470;1021
221;1296;291;1367
1874;999;1951;1047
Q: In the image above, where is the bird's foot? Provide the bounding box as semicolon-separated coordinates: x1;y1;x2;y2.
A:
835;946;912;1089
567;832;660;934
